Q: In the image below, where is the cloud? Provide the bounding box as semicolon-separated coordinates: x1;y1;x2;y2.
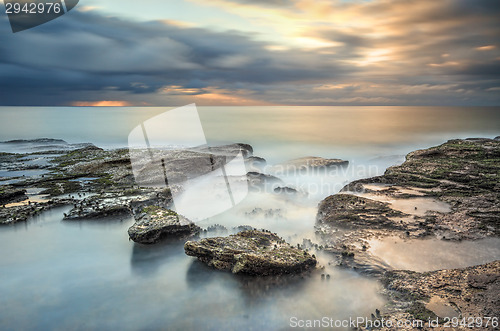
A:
0;0;499;106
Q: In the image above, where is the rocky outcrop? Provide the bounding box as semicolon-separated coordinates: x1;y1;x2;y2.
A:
318;138;500;242
129;143;255;187
0;141;262;226
273;186;308;198
0;198;73;225
184;230;317;275
64;204;131;220
246;171;284;192
245;156;267;172
317;194;406;230
129;206;200;244
61;187;172;221
381;261;500;325
0;187;27;205
63;193;133;220
315;138;500;282
274;156;348;174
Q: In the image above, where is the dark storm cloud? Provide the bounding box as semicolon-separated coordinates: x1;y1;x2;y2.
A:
0;0;499;106
0;7;351;105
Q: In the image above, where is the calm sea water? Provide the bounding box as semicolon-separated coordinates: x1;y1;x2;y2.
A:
1;106;499;330
1;106;499;162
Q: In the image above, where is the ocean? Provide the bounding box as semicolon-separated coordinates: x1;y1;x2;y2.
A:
0;106;499;330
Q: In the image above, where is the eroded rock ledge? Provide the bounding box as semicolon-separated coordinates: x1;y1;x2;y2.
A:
184;230;317;275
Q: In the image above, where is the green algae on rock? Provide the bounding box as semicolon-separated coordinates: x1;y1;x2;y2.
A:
184;230;317;276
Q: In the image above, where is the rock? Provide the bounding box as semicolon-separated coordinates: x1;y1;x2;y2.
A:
206;224;228;233
0;187;27;205
319;138;500;242
1;197;74;225
64;204;131;220
246;172;284;192
205;143;253;158
273;186;307;198
274;156;348;174
245;156;267;172
382;261;500;321
2;138;68;144
63;187;172;221
233;225;254;232
184;230;317;275
467;273;499;289
274;186;298;194
129;143;255;187
315;138;500;279
317;194;405;230
128;206;200;244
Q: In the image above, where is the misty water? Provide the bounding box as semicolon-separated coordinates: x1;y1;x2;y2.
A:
1;106;500;330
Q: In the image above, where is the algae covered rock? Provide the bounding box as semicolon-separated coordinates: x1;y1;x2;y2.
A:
317;194;405;230
184;230;317;275
128;206;200;244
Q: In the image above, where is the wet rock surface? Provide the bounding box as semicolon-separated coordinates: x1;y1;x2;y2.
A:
128;206;200;244
184;230;317;275
62;188;171;220
0;198;73;224
0;187;27;205
380;261;500;328
339;138;500;239
317;138;500;256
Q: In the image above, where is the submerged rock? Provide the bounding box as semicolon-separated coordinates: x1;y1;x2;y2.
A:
128;206;200;244
184;230;317;275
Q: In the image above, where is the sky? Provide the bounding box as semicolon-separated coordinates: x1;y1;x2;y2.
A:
0;0;499;106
